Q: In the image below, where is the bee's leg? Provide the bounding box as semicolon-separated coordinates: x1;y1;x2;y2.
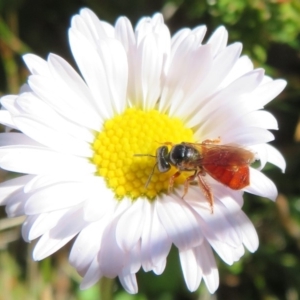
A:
202;137;221;145
196;172;214;214
182;170;198;198
168;171;181;193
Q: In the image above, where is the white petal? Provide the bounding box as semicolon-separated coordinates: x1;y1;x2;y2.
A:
22;215;39;242
47;54;103;129
27;210;68;241
128;14;170;109
98;201;130;277
187;43;243;126
159;32;201;113
15;92;95;142
220;55;254;88
206;42;242;92
250;143;286;172
186;186;242;247
213;183;244;208
164;44;213;117
27;74;101;132
245;168;278;201
265;144;286;172
99;229;127;278
234;210;259;252
78;8;114;39
219;127;274;146
170;28;193;58
19;83;32;93
13;115;93;157
1;95;20;115
211;111;278;140
115;16;136;53
139;33;163;110
23;54;50;76
216;196;258;254
83;179;116;222
24;181;91;214
195;240;219;294
135;13;165;44
156;193;203;250
152;259;167;275
141;201;171;272
95;37;128;114
0;110;16;129
0;174;34;205
251;143;269;170
0;132;43;147
0;146;95;175
68;28;113;119
191;25;207;44
22;209;69;242
5;188;30;217
179;248;201;292
24;173;87;192
250;79;287;108
70;217;109;276
207;26;228;57
80;257;103;289
122;242;141;275
116;199;145;251
192;69;265;131
119;272;138;294
33;208;86;260
71;15;95;42
209;239;243;265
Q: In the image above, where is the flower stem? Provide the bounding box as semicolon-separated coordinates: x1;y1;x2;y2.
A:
100;277;114;300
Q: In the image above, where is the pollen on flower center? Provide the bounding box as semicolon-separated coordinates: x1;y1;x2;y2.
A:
91;108;194;200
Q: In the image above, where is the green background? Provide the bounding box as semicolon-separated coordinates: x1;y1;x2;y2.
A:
0;0;300;299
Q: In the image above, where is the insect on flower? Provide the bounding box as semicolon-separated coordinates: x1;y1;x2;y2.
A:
136;139;256;213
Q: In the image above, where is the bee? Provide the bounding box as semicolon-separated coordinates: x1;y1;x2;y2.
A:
135;139;256;213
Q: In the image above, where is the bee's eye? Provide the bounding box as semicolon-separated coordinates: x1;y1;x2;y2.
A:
156;146;170;172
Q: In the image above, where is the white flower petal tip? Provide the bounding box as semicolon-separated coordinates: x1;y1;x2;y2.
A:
119;273;138;294
266;144;286;173
179;248;201;292
252;143;286;173
245;168;278;201
273;79;287;95
79;259;103;290
0;7;287;296
22;54;49;76
237;211;259;253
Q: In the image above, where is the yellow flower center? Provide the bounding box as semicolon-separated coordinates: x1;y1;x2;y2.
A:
91;108;194;200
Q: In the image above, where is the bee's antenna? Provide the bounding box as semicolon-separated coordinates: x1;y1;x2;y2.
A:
145;162;158;188
133;153;157;188
133;154;156;158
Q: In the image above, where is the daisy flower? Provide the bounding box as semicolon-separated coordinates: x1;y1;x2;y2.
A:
0;8;286;294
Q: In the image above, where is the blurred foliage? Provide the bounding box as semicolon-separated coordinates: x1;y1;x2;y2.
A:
0;0;300;299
